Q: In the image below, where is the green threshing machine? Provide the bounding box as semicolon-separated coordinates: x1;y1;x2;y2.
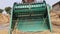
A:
9;0;52;34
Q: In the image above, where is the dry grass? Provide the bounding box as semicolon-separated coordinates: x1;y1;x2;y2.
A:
50;11;60;26
0;13;10;25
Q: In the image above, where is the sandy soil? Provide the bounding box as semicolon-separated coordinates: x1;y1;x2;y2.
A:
0;29;8;34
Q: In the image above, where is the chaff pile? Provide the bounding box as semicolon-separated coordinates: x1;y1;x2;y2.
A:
0;13;10;25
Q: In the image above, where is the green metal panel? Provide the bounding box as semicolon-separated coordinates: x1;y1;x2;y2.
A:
14;2;46;14
10;1;52;33
47;5;52;32
17;17;48;32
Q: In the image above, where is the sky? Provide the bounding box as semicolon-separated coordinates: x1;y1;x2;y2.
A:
0;0;60;9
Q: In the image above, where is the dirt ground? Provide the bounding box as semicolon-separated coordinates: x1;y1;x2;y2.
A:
0;25;60;34
0;11;60;34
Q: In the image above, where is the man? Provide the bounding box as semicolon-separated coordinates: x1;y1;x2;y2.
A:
22;0;34;3
22;0;43;3
34;0;43;3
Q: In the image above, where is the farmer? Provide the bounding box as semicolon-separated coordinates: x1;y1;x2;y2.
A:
22;0;43;3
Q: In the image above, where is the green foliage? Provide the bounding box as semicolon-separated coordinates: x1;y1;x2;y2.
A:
5;7;11;14
0;9;3;13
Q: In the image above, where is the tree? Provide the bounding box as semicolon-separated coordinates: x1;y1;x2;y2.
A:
0;9;3;13
5;7;11;14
